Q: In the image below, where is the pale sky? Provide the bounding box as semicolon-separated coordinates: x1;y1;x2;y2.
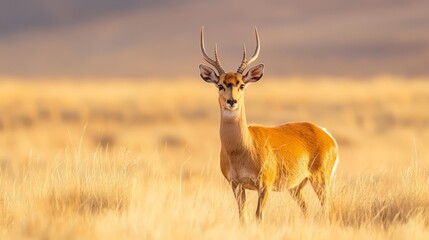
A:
0;0;428;78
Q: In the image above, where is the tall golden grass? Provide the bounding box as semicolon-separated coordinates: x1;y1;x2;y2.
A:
0;77;428;239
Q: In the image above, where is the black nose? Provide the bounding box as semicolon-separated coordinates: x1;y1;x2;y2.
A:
227;99;237;106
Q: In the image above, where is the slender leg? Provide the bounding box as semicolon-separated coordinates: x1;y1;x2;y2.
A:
289;178;308;215
231;182;247;224
310;175;328;207
255;185;271;222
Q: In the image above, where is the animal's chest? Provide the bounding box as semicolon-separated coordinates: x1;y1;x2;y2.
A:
220;153;259;190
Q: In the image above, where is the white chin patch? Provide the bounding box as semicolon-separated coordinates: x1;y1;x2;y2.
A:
222;109;239;118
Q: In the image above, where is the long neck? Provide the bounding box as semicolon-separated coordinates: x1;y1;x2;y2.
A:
219;105;253;152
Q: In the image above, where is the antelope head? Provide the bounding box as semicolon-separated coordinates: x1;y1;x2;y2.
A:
199;27;264;118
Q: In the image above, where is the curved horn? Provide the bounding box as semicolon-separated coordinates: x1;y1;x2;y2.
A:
237;27;260;74
200;27;225;75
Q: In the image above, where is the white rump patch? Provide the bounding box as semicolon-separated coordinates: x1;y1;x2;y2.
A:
331;155;339;180
321;127;335;142
321;127;339;180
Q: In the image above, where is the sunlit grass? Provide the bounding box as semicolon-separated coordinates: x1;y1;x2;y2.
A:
0;78;428;239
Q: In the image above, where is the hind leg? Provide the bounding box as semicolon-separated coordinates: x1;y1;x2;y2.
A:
309;174;330;207
288;178;308;215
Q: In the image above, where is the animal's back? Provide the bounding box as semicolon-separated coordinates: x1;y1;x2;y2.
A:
248;122;338;190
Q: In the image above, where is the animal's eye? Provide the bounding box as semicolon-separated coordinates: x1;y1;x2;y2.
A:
239;84;245;90
218;85;225;91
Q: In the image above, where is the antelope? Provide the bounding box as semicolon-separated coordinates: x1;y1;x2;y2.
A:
199;27;339;223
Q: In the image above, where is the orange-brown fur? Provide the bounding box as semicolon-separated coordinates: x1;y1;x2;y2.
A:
214;73;338;223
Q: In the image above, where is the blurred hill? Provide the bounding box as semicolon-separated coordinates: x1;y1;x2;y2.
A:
0;0;428;78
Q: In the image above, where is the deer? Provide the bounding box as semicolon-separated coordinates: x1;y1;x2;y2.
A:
199;27;339;224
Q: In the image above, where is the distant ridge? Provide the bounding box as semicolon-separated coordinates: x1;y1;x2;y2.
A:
0;0;428;78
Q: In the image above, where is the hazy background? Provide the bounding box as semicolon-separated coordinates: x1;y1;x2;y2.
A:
1;1;429;239
1;0;428;79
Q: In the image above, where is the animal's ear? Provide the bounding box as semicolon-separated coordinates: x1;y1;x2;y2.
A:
199;64;219;84
243;64;264;84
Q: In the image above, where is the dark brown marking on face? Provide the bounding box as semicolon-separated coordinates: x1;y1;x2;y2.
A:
222;73;244;89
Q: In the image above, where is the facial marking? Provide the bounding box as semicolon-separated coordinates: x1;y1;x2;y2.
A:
223;74;243;89
217;73;246;114
222;108;239;118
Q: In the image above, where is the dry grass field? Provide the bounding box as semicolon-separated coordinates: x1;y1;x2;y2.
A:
0;77;428;239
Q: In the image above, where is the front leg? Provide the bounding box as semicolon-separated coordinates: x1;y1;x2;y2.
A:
256;185;271;222
231;181;247;224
